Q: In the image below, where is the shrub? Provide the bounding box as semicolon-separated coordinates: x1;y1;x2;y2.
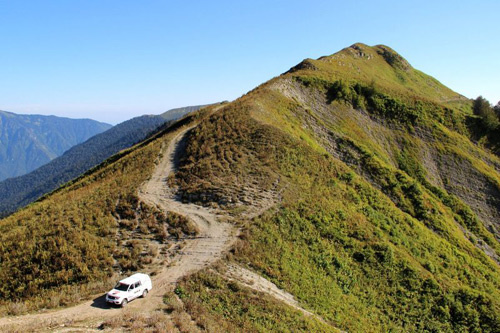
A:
473;96;499;131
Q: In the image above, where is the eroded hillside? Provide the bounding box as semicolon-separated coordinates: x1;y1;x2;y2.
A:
171;44;500;332
1;44;499;332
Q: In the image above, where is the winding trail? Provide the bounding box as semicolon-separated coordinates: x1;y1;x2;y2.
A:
0;124;331;332
138;126;234;293
0;126;234;332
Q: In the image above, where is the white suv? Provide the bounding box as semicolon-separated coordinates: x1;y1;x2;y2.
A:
105;273;152;307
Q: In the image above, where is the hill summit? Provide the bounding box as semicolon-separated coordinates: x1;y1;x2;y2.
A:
1;44;499;332
290;43;464;104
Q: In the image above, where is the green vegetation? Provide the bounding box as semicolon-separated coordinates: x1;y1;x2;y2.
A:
494;102;500;117
0;117;199;314
0;110;111;182
473;96;499;131
175;104;500;332
288;44;466;108
1;43;500;332
469;96;500;153
0;114;168;218
177;269;335;332
295;76;467;133
174;44;500;332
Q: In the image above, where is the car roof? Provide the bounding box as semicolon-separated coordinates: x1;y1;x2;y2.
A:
118;273;148;285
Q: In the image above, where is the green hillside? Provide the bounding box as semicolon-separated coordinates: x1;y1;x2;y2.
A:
173;44;500;332
0;116;199;314
1;44;499;332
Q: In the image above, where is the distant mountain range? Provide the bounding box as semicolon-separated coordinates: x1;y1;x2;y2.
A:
0;105;208;217
0;111;111;181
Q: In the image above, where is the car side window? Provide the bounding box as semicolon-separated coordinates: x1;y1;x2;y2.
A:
129;283;135;290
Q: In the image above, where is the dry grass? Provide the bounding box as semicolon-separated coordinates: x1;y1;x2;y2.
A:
100;311;176;332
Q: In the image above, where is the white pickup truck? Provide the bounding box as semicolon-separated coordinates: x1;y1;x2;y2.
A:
105;273;152;307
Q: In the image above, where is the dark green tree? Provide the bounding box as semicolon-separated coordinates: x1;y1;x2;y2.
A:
473;96;499;131
494;101;500;118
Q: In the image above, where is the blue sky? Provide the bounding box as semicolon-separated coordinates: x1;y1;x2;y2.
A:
0;0;498;124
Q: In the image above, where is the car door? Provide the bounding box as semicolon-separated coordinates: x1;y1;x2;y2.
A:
131;282;141;300
135;281;143;297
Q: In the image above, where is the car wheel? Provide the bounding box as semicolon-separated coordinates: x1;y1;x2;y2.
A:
121;299;128;307
142;289;148;298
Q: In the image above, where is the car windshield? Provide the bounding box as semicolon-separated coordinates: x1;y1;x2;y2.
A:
114;283;129;291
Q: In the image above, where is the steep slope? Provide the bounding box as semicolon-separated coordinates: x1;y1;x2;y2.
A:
0;105;205;217
170;44;500;332
1;44;500;332
0;120;236;332
273;44;500;244
0;104;326;332
0;110;111;181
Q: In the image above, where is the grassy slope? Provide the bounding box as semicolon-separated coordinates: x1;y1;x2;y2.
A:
0;136;161;312
175;45;500;332
0;104;318;331
0;115;200;314
303;43;465;107
0;44;499;332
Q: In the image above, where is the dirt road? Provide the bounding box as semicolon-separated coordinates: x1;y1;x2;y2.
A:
138;126;234;295
0;124;330;332
0;125;234;332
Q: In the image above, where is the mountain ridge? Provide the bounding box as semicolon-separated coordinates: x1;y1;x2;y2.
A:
1;44;499;332
0;105;207;217
0;110;111;181
170;44;500;330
